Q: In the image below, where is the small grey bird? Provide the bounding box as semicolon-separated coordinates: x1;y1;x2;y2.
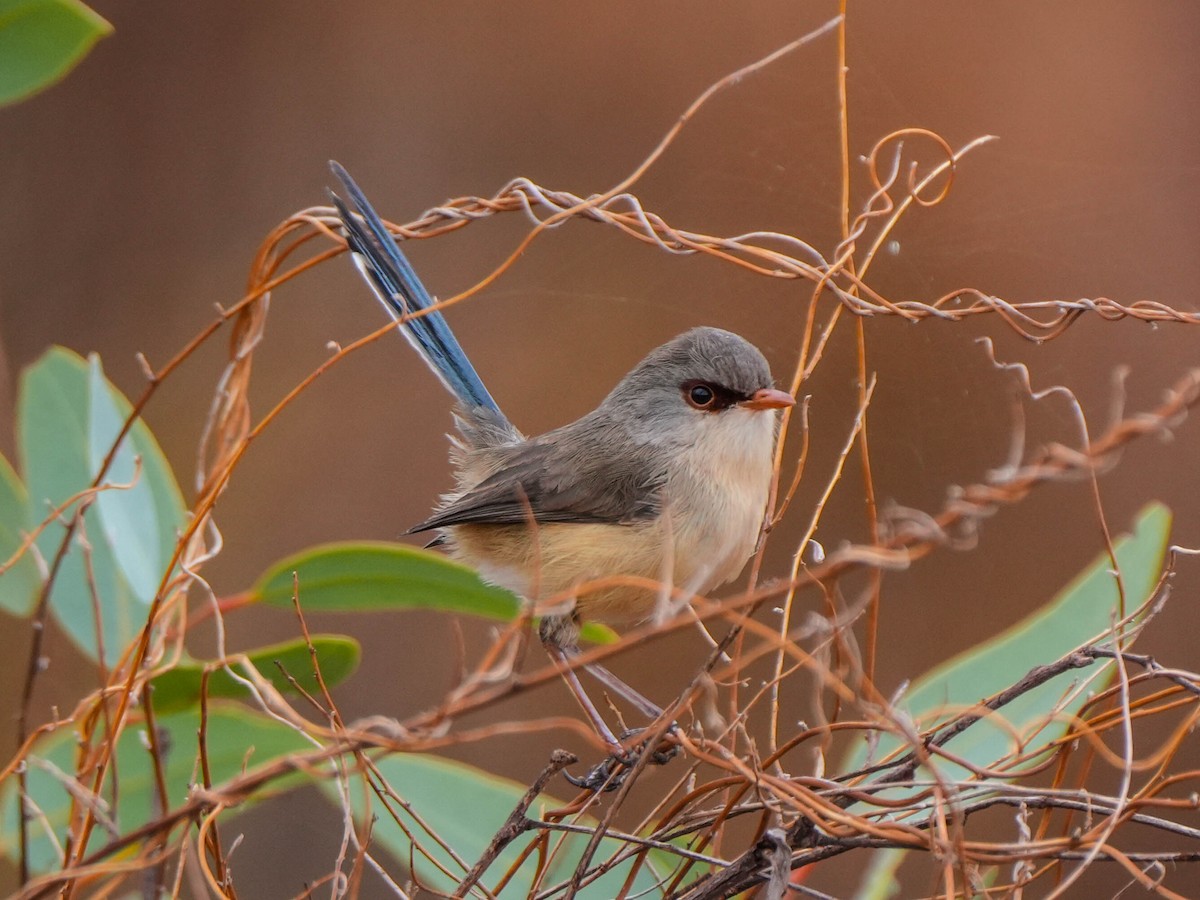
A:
329;163;793;753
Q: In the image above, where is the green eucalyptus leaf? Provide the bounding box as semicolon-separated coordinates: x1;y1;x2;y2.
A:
0;0;112;105
151;635;361;714
252;541;617;644
18;348;185;664
20;347;132;662
858;503;1169;775
850;503;1171;895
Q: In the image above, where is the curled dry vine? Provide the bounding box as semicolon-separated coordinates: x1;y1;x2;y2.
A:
7;11;1200;899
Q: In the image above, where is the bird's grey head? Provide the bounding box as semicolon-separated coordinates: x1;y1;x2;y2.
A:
599;327;785;445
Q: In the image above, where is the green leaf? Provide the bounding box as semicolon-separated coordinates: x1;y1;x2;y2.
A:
252;542;618;644
868;502;1168;770
86;352;187;599
849;503;1171;894
150;635;361;714
253;542;527;616
321;753;702;897
18;348;185;664
0;452;42;616
0;704;312;873
87;355;162;603
0;0;111;105
20;347;132;662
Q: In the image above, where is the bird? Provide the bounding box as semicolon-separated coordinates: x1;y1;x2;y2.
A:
328;162;794;756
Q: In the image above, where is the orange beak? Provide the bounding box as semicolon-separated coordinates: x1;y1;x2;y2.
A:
740;387;796;411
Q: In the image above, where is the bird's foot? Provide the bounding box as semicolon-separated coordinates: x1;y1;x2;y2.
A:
564;725;681;792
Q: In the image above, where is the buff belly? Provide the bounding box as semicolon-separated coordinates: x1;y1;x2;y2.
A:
448;490;765;626
449;520;671;624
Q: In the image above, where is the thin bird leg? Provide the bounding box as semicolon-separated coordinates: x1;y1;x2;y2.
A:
554;648;682;793
540;614;676;786
582;662;664;719
543;642;626;754
541;615;664;720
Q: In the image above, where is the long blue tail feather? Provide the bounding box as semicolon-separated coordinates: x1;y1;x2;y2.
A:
329;161;503;418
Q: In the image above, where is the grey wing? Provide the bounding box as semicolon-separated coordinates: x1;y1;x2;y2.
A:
409;431;664;532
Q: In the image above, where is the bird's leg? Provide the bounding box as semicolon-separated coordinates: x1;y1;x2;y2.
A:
539;612;664;724
582;661;664;719
542;640;627;756
540;614;679;791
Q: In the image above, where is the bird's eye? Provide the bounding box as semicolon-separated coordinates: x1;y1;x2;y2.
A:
685;382;716;409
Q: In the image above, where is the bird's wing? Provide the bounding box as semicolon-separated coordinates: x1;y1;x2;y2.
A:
409;431;665;531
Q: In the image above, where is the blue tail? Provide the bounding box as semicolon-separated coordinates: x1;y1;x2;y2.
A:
329;161;504;418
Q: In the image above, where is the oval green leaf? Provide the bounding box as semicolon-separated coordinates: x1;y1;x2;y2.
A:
252;541;617;644
0;0;112;105
849;503;1172;894
151;634;362;714
18;348;185;664
20;346;134;662
848;502;1170;775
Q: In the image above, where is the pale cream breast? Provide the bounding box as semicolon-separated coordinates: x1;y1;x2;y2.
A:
665;406;776;592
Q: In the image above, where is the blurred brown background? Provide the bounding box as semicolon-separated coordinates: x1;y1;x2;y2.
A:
2;2;1199;895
